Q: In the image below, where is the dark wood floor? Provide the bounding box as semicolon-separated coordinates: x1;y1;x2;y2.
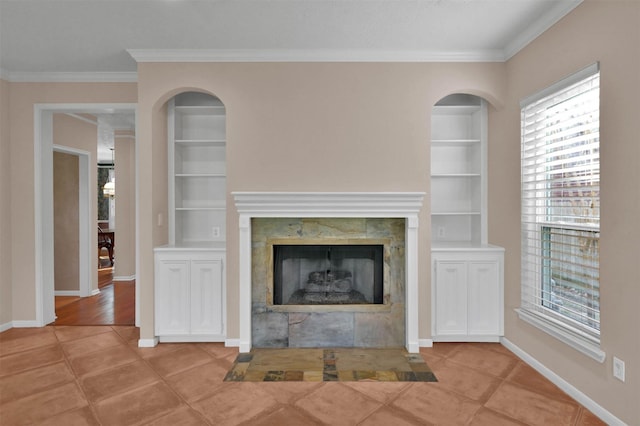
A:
52;268;135;326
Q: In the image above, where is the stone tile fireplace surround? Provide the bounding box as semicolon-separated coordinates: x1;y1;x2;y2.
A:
233;192;425;353
252;217;403;348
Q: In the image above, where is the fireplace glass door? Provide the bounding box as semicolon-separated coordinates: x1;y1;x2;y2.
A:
273;244;383;305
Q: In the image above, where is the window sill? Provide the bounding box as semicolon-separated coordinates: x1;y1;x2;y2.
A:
515;308;605;363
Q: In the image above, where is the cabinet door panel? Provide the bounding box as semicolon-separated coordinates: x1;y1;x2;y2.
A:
156;260;190;335
435;260;468;335
190;259;224;335
467;260;500;335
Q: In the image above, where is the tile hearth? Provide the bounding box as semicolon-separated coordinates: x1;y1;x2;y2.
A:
224;348;437;382
0;326;605;425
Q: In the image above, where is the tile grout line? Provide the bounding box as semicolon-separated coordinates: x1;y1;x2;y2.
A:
56;325;108;426
138;342;235;426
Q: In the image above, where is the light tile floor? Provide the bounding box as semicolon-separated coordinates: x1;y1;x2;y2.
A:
0;326;606;425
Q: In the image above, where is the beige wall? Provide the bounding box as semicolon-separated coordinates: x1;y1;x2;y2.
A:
489;1;640;423
114;131;136;279
0;78;12;326
136;61;507;341
8;83;137;321
53;151;80;292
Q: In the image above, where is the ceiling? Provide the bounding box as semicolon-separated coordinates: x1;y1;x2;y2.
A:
0;0;582;79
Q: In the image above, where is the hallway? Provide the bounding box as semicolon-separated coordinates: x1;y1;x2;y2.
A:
53;268;135;326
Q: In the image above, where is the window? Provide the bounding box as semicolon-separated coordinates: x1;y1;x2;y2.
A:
517;63;604;362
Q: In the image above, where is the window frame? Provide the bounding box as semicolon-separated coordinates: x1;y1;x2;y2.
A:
516;63;605;363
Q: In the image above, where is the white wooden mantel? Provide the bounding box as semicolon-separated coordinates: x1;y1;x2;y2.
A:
232;192;426;353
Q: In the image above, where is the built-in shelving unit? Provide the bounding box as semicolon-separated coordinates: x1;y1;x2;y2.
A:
430;94;504;342
431;96;486;246
168;92;226;246
156;91;227;343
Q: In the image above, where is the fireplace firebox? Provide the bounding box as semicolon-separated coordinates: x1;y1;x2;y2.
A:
273;244;384;305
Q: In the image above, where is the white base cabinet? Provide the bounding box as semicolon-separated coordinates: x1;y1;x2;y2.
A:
154;247;226;342
432;247;504;342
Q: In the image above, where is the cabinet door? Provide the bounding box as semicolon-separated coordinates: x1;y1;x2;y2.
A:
155;259;191;336
434;260;468;335
467;260;500;335
190;258;224;335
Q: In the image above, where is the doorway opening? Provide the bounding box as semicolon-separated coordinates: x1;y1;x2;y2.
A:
35;103;138;327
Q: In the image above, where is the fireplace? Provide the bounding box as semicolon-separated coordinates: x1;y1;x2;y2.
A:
251;218;403;348
273;244;384;305
233;192;425;353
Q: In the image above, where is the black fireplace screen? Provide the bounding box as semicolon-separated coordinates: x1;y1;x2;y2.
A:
273;244;384;305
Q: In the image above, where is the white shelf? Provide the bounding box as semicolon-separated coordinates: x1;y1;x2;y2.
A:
169;92;227;246
432;212;481;216
175;174;226;177
431;241;504;251
175;200;226;211
175;139;226;145
175;105;226;115
431;139;481;145
432;105;481;114
431;95;486;246
431;174;481;177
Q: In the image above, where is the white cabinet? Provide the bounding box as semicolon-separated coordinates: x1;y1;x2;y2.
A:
155;247;226;342
432;249;504;341
168;92;226;246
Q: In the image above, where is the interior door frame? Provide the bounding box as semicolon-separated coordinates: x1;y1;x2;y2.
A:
34;103;138;326
52;144;92;298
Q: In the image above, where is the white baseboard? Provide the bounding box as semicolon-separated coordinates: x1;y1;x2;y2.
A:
91;288;101;296
501;337;625;426
0;321;13;332
113;275;136;282
11;320;41;328
419;338;434;348
138;337;159;348
225;338;240;348
54;290;80;296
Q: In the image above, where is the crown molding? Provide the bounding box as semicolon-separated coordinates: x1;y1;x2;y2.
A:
504;0;583;60
127;48;506;63
5;71;137;83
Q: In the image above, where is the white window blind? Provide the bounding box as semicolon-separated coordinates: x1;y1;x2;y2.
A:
520;64;601;351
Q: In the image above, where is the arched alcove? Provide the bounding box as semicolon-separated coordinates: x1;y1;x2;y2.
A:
166;91;227;246
431;93;487;246
154;90;228;343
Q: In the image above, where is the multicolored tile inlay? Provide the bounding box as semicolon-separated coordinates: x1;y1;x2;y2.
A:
224;348;437;382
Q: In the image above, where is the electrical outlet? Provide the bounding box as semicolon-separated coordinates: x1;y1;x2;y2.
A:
437;227;446;239
212;226;221;238
613;356;625;382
